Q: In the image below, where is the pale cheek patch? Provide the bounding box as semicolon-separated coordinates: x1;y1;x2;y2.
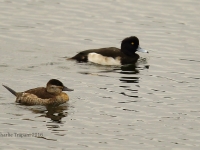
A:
88;53;121;65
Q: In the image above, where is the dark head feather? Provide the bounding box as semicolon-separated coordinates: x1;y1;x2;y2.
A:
47;79;64;87
121;36;139;46
121;36;140;56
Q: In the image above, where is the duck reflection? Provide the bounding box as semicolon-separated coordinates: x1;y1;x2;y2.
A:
28;104;69;123
120;64;139;74
78;59;149;102
120;76;139;83
115;63;149;82
117;62;149;102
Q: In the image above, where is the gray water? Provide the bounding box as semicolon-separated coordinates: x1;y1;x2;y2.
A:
0;0;200;149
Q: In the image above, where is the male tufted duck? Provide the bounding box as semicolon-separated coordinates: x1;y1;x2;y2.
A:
70;36;148;65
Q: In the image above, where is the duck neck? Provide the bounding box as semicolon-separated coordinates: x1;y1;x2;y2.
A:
121;44;135;56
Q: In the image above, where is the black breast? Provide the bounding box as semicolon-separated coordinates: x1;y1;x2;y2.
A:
120;53;139;65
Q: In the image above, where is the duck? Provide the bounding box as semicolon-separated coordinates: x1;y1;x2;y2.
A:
70;36;148;65
2;79;73;106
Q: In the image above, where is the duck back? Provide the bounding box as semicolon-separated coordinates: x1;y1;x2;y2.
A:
25;87;56;99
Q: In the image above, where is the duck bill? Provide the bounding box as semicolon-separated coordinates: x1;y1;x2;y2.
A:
137;46;149;53
63;86;74;91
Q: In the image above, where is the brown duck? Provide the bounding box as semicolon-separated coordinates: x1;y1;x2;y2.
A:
2;79;73;106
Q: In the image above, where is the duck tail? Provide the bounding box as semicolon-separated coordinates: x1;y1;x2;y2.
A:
2;84;17;96
67;56;76;60
67;57;73;60
61;56;73;60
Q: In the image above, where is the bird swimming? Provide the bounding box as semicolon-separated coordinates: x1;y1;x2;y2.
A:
2;79;73;106
70;36;148;65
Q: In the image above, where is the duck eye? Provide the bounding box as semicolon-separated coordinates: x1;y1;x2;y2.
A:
131;42;134;45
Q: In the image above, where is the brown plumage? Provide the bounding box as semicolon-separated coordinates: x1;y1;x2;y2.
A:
3;79;73;106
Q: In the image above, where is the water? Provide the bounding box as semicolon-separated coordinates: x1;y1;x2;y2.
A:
0;0;200;149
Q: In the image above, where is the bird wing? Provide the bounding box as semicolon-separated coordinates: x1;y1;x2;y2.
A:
25;87;55;99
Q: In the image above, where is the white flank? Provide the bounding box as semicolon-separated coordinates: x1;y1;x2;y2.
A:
88;53;121;65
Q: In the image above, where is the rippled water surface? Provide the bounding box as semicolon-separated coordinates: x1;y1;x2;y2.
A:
0;0;200;149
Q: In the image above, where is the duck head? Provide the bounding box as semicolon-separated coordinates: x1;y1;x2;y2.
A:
121;36;148;56
46;79;73;94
